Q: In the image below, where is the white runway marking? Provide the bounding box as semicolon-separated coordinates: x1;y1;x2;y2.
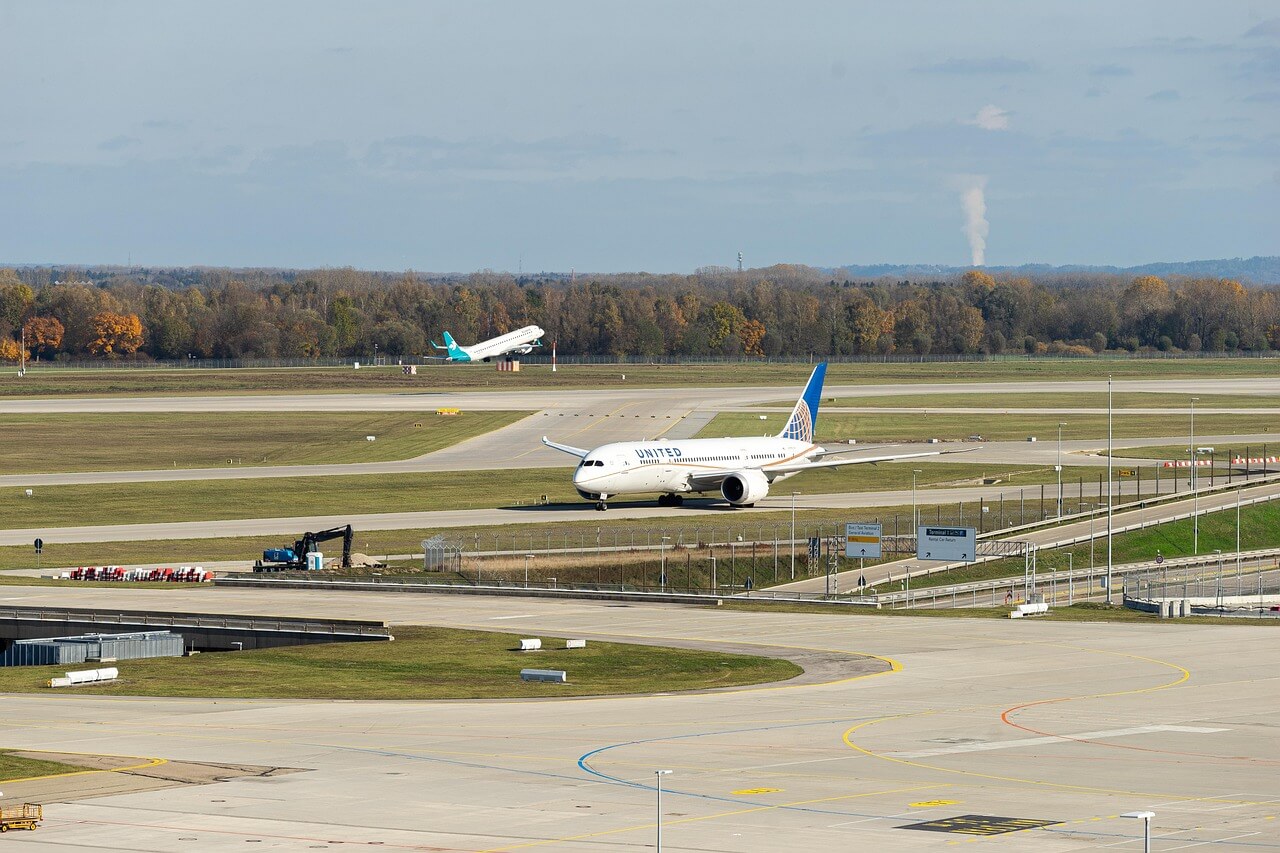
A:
487;614;538;620
892;725;1227;758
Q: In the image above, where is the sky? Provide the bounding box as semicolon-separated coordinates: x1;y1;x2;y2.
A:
1;1;1277;272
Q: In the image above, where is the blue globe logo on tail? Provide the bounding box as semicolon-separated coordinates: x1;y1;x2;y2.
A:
778;362;826;443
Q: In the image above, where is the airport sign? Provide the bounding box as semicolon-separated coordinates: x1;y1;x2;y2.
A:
917;526;976;562
845;523;883;559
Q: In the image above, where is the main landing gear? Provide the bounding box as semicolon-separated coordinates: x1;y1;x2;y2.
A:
657;494;684;507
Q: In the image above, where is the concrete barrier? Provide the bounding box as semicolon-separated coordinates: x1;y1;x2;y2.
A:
1009;602;1049;618
520;669;566;683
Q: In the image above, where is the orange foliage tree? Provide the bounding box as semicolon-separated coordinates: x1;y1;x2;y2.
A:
0;337;29;363
23;316;64;359
88;312;144;356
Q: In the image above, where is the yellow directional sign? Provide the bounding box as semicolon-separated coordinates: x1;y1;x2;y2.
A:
1118;469;1136;476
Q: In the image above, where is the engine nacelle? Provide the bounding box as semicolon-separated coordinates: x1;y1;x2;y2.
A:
720;469;770;506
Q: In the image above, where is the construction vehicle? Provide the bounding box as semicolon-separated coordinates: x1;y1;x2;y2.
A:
0;804;42;832
253;525;353;572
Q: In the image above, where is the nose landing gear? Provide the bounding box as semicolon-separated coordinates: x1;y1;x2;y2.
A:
595;500;608;511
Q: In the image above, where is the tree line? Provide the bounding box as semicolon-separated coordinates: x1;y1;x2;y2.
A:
0;265;1275;362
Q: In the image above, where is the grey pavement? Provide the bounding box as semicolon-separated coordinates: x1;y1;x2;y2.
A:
0;588;1276;850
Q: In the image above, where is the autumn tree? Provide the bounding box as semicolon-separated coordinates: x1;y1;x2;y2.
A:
88;312;144;356
0;273;35;333
22;316;64;359
0;337;28;363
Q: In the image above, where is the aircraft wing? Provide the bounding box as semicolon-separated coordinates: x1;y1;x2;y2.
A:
809;444;895;458
541;436;590;459
766;447;972;475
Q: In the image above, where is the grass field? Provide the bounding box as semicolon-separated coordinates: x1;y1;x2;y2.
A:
786;391;1279;409
0;626;802;699
0;750;89;782
701;410;1280;443
0;461;1101;531
0;502;927;571
0;411;530;474
3;358;1278;398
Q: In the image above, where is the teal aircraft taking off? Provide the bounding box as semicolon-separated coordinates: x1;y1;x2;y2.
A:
431;325;545;362
543;363;962;510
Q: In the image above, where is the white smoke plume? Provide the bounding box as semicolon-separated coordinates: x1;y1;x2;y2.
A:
957;174;989;266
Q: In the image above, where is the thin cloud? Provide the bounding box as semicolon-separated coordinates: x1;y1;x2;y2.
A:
1090;63;1133;77
1244;18;1280;39
963;104;1010;130
916;57;1036;74
1244;91;1280;103
1148;89;1181;101
98;136;141;152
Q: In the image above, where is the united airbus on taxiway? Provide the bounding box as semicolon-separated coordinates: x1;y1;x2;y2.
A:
543;363;961;510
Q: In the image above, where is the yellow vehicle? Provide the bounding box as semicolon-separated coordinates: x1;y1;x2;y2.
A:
0;803;42;831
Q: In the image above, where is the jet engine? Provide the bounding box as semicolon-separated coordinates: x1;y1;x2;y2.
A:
720;469;770;507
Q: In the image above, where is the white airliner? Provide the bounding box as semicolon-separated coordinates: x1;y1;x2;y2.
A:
542;362;959;510
430;325;545;362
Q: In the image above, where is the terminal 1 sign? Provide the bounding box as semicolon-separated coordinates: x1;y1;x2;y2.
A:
916;526;976;562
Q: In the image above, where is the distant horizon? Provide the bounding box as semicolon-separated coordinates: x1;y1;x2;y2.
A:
4;254;1278;279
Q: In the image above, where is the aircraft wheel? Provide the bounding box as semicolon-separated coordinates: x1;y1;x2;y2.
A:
596;501;608;511
672;495;684;506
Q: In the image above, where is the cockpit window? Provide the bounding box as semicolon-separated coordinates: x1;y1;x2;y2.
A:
581;459;604;467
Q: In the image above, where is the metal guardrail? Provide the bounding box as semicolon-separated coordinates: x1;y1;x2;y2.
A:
0;606;391;637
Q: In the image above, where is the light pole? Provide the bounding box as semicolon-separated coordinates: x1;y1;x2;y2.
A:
1107;375;1114;603
1191;397;1199;554
1215;548;1224;609
1121;810;1154;853
912;469;922;531
660;536;670;592
655;769;673;852
1057;422;1066;517
790;491;800;580
523;554;533;588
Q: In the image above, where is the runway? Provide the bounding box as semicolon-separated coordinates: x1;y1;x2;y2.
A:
0;587;1276;850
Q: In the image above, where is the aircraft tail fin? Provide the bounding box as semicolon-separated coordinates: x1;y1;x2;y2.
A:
440;331;469;361
777;362;826;443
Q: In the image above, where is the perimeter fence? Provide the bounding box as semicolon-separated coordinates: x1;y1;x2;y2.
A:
20;350;1280;370
1124;559;1280;613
